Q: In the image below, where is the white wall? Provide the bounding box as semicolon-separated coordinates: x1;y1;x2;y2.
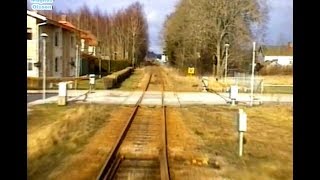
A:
160;54;167;62
264;56;293;66
27;15;40;77
88;46;96;56
80;39;85;52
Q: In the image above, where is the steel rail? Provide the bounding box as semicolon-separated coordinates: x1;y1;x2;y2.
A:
96;73;152;180
159;70;171;180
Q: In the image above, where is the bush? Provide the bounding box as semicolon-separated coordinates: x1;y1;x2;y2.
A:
27;66;134;90
103;77;117;89
259;65;293;75
102;67;133;89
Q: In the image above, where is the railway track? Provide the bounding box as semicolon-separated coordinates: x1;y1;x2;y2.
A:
97;67;170;180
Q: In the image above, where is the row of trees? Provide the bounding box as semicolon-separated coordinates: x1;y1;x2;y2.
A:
162;0;269;77
35;2;149;67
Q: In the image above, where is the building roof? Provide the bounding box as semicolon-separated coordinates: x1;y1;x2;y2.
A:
258;44;293;56
80;30;98;46
28;10;99;46
27;10;47;21
27;10;80;34
58;20;76;29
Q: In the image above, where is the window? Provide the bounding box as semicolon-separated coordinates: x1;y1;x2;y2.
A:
27;28;32;40
55;32;59;46
27;58;33;71
55;57;58;72
70;57;74;67
71;36;74;47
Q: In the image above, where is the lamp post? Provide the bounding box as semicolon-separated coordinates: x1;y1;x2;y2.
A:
75;44;79;90
250;42;256;106
75;44;79;79
224;43;230;82
99;58;101;78
41;33;48;101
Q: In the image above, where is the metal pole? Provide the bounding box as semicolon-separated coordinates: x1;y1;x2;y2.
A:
99;58;101;78
108;58;111;74
76;44;79;78
224;46;229;82
42;37;46;100
239;132;244;156
250;42;256;106
78;45;81;77
75;44;79;90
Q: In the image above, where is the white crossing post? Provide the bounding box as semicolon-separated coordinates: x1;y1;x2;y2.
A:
57;82;67;106
237;109;247;157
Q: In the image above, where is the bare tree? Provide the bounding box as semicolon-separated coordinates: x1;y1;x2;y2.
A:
163;0;269;77
51;2;148;66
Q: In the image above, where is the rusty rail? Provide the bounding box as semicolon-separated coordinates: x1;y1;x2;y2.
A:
159;71;171;180
96;74;152;180
97;68;171;180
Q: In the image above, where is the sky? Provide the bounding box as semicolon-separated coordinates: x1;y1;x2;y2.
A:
32;0;293;54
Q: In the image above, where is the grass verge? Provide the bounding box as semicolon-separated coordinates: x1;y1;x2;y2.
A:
169;104;292;179
27;103;117;180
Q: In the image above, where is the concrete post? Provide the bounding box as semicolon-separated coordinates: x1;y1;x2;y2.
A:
57;82;67;106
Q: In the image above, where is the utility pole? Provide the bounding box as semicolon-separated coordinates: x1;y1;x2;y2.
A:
75;44;79;78
224;43;230;82
75;44;79;90
99;58;101;78
41;33;48;101
250;42;256;106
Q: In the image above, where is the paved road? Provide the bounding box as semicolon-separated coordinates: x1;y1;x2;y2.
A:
27;93;57;103
27;90;292;106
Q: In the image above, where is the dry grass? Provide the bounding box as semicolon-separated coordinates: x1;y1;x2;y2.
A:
112;66;292;93
27;102;292;179
259;75;293;85
162;66;231;92
259;65;293;76
117;68;145;91
162;66;292;93
86;65;229;92
76;78;106;90
168;104;292;179
27;104;119;180
47;106;133;180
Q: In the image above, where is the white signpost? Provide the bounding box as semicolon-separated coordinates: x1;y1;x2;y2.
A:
229;85;238;105
57;82;67;106
89;74;95;93
237;109;247;157
202;76;209;92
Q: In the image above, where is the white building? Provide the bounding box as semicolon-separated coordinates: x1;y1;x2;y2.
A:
158;54;167;63
27;11;46;77
257;42;293;66
27;10;81;78
264;56;293;66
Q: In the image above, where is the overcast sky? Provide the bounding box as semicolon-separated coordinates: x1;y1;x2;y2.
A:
40;0;292;53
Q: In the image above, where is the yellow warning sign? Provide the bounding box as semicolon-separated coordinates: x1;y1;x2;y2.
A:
188;67;195;75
